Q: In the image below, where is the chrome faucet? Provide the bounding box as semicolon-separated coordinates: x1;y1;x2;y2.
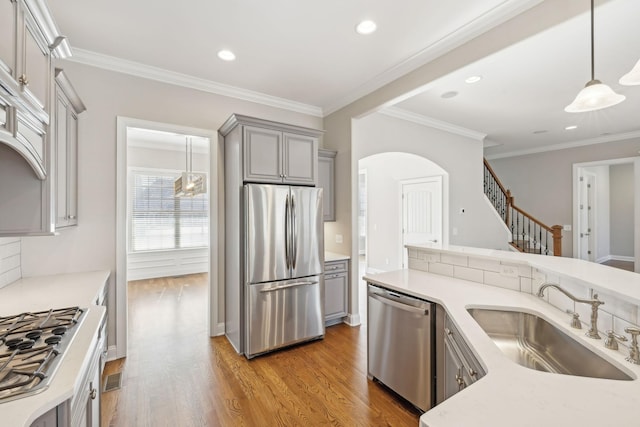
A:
536;282;604;339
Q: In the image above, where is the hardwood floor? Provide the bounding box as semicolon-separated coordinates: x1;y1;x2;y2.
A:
601;259;634;272
101;274;420;427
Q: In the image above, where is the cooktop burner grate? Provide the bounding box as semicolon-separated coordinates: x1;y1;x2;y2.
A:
0;307;84;403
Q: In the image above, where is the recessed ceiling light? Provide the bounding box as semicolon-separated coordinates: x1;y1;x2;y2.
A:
465;75;482;84
533;130;548;134
356;20;377;35
441;91;458;99
565;125;578;130
217;50;236;61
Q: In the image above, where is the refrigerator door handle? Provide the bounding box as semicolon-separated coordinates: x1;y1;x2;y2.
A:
284;194;290;269
259;280;319;293
291;193;297;269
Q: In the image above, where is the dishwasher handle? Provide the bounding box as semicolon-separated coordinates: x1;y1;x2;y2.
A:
369;292;429;315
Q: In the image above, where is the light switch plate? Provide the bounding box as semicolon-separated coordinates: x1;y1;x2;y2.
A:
500;265;519;278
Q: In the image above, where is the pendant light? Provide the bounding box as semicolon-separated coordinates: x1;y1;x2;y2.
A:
565;0;625;113
620;59;640;86
174;136;207;197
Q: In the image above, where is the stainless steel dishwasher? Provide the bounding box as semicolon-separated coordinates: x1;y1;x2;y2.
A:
367;283;434;412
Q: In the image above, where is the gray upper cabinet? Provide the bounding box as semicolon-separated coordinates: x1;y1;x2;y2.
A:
54;69;85;229
220;114;322;186
318;149;336;221
0;0;72;236
0;0;71;180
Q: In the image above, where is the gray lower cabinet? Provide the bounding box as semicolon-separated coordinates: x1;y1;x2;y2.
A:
318;149;336;221
324;259;349;324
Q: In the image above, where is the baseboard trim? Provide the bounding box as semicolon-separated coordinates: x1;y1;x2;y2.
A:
212;322;225;336
598;254;635;263
344;313;361;326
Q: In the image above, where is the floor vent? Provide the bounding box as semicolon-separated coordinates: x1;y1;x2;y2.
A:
103;372;122;392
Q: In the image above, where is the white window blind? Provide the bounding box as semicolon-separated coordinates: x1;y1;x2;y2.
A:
129;169;208;252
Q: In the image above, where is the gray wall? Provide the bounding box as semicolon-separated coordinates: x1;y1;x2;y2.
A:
610;163;634;257
487;137;640;257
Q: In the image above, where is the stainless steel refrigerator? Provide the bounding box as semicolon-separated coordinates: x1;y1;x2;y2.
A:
229;183;324;358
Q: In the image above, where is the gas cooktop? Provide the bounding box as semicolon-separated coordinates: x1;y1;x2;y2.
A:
0;307;84;403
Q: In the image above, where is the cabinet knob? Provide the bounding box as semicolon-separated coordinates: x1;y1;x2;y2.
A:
89;382;97;400
19;74;29;86
69;215;76;220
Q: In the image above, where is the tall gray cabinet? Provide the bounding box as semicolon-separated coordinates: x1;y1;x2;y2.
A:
219;114;323;354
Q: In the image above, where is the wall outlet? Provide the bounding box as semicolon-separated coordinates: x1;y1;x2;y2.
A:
500;265;519;278
335;234;343;244
563;224;572;231
452;227;458;236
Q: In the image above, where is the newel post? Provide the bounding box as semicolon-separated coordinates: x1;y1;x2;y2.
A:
551;225;563;256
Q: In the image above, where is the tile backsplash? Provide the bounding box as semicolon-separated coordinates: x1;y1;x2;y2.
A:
408;247;640;353
0;238;21;289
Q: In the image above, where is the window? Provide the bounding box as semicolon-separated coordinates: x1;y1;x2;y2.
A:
129;169;208;252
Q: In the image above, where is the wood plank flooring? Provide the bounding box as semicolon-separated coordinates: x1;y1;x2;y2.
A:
601;259;634;272
101;274;420;427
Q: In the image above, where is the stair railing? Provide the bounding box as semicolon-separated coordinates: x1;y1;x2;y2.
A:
484;159;563;256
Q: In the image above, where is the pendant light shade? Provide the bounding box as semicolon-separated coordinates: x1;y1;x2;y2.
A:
620;59;640;86
565;79;626;112
565;0;625;113
174;136;207;197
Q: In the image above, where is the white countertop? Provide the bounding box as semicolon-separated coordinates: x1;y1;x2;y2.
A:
325;251;350;262
363;269;640;427
0;271;110;426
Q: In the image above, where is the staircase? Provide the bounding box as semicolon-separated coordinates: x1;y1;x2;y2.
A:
484;159;563;256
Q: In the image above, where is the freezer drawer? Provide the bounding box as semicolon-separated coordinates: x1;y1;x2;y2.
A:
246;276;324;358
368;284;434;412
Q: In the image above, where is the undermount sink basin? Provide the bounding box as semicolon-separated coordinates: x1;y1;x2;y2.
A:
467;308;634;381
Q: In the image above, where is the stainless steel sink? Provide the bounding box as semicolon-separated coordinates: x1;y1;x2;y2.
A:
467;308;633;381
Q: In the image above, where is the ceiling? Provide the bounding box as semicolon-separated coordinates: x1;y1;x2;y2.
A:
48;0;640;157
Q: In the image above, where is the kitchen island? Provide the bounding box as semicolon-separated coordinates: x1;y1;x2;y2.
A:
0;271;109;427
364;245;640;427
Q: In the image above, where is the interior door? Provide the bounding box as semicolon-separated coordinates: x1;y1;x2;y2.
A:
578;173;596;261
402;177;443;267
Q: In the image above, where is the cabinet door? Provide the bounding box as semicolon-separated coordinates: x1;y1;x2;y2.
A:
443;336;465;400
324;272;347;322
282;132;317;185
243;126;283;183
21;14;49;111
0;0;17;79
67;111;78;225
318;153;335;221
55;94;68;227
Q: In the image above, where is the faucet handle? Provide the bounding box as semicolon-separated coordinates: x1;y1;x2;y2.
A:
624;326;640;364
565;310;582;329
604;330;627;350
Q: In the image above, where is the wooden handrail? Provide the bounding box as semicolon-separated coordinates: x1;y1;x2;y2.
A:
484;158;563;256
483;158;508;196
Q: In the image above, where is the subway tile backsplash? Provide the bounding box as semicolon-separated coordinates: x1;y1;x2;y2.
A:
0;238;21;289
408;247;640;352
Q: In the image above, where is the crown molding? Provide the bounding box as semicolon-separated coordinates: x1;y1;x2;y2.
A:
67;48;323;117
380;107;487;141
323;0;544;116
485;130;640;160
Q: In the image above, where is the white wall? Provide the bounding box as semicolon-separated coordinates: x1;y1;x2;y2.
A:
610;163;634;257
0;237;20;288
359;152;446;272
19;60;322;354
354;113;509;251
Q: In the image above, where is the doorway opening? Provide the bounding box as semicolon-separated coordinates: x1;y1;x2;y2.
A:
116;117;218;359
573;157;639;272
357;152;446;323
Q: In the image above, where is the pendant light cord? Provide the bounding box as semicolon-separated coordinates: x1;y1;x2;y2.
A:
590;0;595;81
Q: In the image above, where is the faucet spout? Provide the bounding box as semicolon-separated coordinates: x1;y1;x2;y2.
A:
537;282;604;339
